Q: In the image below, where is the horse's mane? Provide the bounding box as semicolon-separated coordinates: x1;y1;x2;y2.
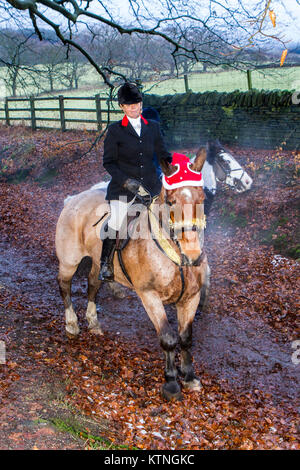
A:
206;140;223;166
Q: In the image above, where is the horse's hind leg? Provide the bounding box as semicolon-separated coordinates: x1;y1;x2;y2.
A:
177;293;202;391
86;262;103;335
57;264;80;339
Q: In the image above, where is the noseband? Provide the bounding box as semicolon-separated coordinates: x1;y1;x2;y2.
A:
169;217;206;235
216;152;246;191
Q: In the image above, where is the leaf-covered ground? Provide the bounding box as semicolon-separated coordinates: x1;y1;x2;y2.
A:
0;125;299;450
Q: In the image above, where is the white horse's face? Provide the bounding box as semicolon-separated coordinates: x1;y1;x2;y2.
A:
215;151;253;193
193;144;253;195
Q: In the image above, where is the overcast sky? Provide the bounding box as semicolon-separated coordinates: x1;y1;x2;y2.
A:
100;0;300;46
263;0;300;45
1;0;300;48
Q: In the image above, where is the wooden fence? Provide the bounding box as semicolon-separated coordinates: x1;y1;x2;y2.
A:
0;95;123;131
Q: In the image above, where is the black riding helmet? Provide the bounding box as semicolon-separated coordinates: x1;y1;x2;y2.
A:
118;82;142;105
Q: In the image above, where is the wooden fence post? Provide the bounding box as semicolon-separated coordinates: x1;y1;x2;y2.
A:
30;96;36;131
107;99;111;124
184;74;189;93
95;94;102;131
247;70;252;90
4;98;10;126
59;95;66;131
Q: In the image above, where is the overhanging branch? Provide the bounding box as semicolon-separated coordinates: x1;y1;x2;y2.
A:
2;0;290;88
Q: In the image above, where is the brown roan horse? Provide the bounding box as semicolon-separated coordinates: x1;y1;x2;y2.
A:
55;148;210;400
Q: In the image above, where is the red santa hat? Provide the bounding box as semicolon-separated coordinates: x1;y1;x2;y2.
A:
162;153;203;190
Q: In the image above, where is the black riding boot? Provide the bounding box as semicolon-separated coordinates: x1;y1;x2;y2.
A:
98;235;116;282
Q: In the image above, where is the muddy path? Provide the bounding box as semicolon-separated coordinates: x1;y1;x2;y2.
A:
0;228;298;449
0;212;299;449
0;134;299;449
0;230;298;407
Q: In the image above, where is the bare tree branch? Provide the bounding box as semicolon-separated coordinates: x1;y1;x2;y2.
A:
0;0;293;90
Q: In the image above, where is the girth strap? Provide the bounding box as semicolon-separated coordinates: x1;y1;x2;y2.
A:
116;248;133;286
177;266;185;304
114;214;137;286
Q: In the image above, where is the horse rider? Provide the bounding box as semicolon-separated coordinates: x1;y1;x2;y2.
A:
99;82;172;281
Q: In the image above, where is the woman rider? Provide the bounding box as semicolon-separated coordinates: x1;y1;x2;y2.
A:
99;82;172;281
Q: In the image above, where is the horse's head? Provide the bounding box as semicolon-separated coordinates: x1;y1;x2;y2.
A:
159;149;206;266
206;140;253;193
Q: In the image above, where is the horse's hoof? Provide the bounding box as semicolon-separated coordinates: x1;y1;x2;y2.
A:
66;330;79;339
182;378;202;392
66;325;80;339
161;381;183;401
109;282;127;299
89;326;104;336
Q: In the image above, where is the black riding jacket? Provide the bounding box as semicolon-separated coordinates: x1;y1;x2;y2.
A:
103;115;171;201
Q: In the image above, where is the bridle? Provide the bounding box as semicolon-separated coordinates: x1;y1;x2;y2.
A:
215;152;247;192
148;190;206;267
168;219;206;267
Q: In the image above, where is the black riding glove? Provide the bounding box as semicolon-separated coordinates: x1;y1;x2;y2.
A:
123;178;151;206
123;178;141;194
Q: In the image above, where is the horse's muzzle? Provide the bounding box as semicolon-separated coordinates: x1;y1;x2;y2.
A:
178;229;204;266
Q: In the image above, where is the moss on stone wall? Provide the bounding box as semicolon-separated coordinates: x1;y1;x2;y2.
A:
143;90;300;150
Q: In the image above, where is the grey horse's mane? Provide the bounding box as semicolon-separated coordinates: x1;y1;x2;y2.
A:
64;181;109;206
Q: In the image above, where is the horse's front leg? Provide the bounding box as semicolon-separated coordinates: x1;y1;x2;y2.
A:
137;290;182;401
176;292;202;391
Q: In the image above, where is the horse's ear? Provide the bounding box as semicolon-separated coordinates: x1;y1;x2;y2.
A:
191;147;206;172
160;159;174;176
206;139;222;160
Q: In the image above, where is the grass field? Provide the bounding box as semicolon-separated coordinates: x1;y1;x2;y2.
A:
1;63;299;98
0;64;299;131
143;66;300;95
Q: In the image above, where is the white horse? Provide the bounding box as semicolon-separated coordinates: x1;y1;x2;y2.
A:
200;140;252;215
